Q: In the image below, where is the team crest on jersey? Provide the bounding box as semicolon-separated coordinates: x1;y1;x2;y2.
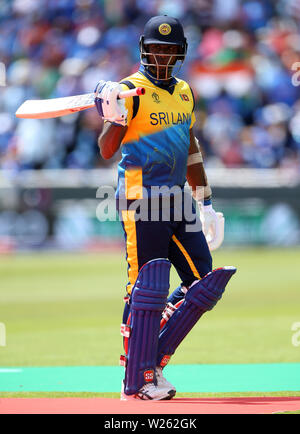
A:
180;93;189;101
158;23;171;35
152;92;160;103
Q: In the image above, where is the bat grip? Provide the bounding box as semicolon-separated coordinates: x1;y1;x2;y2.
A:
118;87;145;99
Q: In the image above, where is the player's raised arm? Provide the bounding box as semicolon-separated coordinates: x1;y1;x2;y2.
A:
186;129;225;251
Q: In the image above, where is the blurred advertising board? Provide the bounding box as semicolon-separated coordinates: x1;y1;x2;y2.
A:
0;169;299;251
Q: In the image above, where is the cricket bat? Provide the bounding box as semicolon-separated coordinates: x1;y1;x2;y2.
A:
15;87;145;119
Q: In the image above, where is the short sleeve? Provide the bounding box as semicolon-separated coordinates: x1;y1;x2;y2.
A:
190;111;196;129
188;84;196;129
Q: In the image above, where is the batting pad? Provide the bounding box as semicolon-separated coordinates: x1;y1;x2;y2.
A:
124;258;171;395
157;266;237;367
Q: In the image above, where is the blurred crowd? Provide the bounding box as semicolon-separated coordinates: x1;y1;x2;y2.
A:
0;0;300;172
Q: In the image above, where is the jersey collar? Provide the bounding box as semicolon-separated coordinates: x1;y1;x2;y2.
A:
138;65;177;95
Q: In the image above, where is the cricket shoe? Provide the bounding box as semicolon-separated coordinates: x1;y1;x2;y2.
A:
120;379;176;401
155;366;176;395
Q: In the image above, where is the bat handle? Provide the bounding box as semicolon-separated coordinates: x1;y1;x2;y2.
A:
118;87;145;99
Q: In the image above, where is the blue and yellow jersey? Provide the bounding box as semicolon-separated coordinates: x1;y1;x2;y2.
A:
117;66;195;200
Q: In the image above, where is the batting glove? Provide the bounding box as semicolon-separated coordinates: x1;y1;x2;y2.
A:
94;80;128;126
200;203;225;251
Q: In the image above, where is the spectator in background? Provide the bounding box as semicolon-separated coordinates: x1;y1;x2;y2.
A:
0;0;299;172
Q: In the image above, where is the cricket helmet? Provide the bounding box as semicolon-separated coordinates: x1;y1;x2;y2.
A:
139;15;188;80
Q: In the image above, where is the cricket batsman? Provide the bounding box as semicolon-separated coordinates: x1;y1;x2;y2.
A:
94;15;236;400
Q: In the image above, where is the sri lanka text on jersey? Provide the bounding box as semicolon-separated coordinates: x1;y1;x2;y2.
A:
150;112;192;126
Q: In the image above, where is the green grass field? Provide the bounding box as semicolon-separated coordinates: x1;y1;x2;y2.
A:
0;247;300;399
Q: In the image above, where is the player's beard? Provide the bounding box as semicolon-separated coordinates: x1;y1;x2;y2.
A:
149;64;174;81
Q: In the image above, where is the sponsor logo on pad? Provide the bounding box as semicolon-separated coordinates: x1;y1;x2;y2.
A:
144;369;154;382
